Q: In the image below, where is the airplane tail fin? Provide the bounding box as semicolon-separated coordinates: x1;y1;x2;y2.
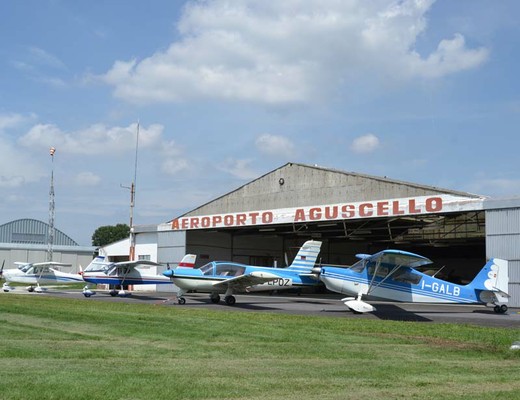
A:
178;254;196;268
470;258;509;304
287;240;322;272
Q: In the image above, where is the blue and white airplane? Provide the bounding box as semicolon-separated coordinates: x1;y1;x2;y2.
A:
318;250;510;314
81;254;196;297
163;240;322;305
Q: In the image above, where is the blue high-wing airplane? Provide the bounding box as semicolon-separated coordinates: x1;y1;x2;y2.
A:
81;254;196;297
163;240;322;305
319;250;510;314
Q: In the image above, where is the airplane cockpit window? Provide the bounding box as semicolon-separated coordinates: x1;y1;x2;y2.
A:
367;264;389;278
215;263;246;277
349;259;367;273
199;263;215;276
392;269;422;285
84;261;109;273
20;264;31;273
116;267;130;276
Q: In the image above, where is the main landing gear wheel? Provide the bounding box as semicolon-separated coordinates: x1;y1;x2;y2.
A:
494;304;508;314
210;294;220;304
28;286;34;292
109;290;118;297
177;297;186;305
224;295;236;306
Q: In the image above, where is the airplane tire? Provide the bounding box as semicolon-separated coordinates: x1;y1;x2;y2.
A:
500;304;508;314
178;297;186;305
210;294;220;304
224;295;236;306
494;305;501;313
109;291;117;297
83;293;91;298
28;287;34;292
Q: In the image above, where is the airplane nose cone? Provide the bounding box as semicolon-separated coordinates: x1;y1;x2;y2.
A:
162;269;174;277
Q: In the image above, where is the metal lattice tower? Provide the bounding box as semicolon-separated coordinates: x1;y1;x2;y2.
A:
47;147;56;261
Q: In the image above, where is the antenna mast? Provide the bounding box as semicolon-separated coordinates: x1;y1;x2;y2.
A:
129;122;139;261
47;147;56;261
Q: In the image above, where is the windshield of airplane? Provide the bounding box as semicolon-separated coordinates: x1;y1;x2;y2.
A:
199;262;215;276
349;258;368;273
84;261;109;273
20;264;32;273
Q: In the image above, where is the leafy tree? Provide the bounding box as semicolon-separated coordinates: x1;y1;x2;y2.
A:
92;224;130;247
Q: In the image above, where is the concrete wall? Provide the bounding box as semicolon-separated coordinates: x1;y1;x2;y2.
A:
185;163;480;216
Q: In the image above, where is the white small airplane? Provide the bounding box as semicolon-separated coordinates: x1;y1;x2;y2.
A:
1;260;84;293
81;254;196;297
318;249;510;314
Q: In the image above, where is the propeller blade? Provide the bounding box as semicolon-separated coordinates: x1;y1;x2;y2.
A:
0;260;5;276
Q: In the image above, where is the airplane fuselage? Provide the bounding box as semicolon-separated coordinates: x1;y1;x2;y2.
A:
82;271;172;286
2;269;84;286
320;266;483;305
170;264;318;294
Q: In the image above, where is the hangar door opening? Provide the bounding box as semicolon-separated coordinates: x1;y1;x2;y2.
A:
184;210;486;286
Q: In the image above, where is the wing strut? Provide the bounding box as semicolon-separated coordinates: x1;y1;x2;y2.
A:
366;262;405;295
118;267;131;296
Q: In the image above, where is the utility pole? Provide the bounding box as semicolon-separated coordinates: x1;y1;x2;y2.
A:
47;147;56;261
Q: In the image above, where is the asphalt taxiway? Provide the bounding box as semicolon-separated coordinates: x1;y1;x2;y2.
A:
4;288;520;328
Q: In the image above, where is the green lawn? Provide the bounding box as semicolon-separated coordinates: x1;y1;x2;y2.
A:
0;294;518;400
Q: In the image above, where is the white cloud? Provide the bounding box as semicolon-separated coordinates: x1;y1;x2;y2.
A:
0;112;35;131
18;122;163;155
255;133;295;157
0;136;45;188
101;0;488;106
28;47;67;70
74;171;101;186
466;178;520;197
350;133;380;154
218;158;258;180
160;139;189;176
162;159;189;176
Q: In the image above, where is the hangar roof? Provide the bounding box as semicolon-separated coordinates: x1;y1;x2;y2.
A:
0;218;79;246
181;162;483;218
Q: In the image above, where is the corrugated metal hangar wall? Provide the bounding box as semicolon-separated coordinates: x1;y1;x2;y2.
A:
156;163;519;307
485;201;520;307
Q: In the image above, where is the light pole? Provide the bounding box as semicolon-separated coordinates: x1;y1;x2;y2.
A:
47;147;56;262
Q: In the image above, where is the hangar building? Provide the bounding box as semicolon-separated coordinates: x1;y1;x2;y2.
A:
0;218;96;272
124;163;520;306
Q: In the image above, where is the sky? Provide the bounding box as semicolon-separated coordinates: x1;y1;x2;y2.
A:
1;0;519;246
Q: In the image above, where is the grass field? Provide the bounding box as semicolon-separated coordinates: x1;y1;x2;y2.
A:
0;294;519;400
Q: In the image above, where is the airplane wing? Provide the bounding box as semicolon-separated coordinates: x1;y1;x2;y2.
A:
32;262;73;268
113;260;162;268
212;271;282;291
368;249;433;269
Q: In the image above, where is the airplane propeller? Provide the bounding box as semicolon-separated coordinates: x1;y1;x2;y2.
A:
0;260;5;279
